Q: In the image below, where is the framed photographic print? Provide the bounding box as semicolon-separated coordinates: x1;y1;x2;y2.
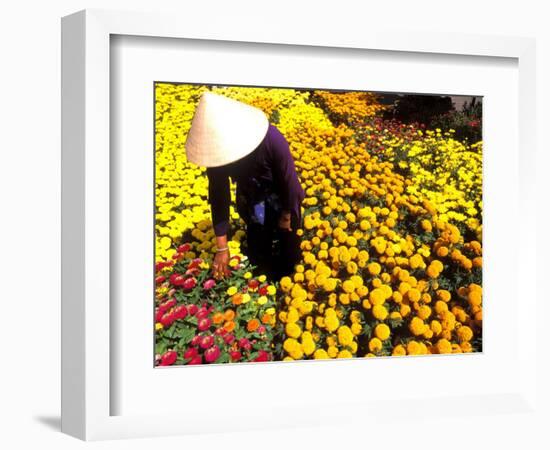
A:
61;8;538;441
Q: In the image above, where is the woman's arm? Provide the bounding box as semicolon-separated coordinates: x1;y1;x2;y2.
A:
206;167;231;237
206;167;232;278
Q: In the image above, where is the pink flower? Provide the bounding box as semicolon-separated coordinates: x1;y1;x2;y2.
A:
204;345;221;363
203;279;216;290
191;335;201;346
224;334;235;345
238;338;251;351
257;325;266;334
188;304;198;316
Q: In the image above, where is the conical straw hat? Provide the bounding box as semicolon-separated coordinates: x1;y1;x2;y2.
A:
185;91;269;168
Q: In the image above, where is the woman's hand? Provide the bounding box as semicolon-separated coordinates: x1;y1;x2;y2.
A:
278;210;292;231
212;249;230;280
212;234;230;279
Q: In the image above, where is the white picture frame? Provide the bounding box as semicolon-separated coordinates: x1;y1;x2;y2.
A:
61;8;539;441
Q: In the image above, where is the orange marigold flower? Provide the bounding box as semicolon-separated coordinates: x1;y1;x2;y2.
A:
247;318;260;332
224;309;235;321
232;293;243;305
212;312;224;324
224;320;236;332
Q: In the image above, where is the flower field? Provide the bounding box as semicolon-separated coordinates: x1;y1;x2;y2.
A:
154;84;482;366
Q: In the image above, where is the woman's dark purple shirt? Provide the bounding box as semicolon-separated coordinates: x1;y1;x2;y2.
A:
206;124;305;237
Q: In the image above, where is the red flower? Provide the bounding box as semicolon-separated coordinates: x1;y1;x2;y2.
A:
204;345;221;363
160;313;176;328
229;350;242;362
177;243;191;253
188;356;202;365
199;335;214;349
169;273;186;287
183;347;198;360
253;350;269;362
182;277;197;290
188;304;198;316
191;335;201;346
258;286;268;296
155;275;166;284
173;305;188;320
197;318;211;331
159;350;177;366
188;258;203;270
196;307;209;320
223;334;235;345
248;279;260;290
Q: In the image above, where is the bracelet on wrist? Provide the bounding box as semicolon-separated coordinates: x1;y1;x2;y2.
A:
216;247;229;253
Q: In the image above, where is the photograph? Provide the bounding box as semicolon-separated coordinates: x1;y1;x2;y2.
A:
153;84;483;366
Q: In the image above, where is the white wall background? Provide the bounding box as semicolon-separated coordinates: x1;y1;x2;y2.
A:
0;1;547;449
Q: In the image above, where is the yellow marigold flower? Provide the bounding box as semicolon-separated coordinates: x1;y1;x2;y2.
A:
301;334;316;356
257;295;268;305
280;276;292;292
351;322;362;335
392;291;403;303
392;344;407;356
313;349;329;359
468;290;482;306
155;322;163;331
258;274;267;282
283;338;299;353
327;346;338;358
372;304;388;320
325;315;340;332
457;325;473;342
417;305;432;320
323;278;337;292
460;341;473;353
374;323;391;340
367;262;381;275
286;308;300;323
337;326;354;346
409;316;427;336
342;280;355;294
338;350;353;359
436;338;453;354
368;337;383;353
369;288;385;305
406;340;421;355
267;285;277;296
285;322;302;339
407;288;421;302
437;289;451;302
430;320;442;335
242;293;251;304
